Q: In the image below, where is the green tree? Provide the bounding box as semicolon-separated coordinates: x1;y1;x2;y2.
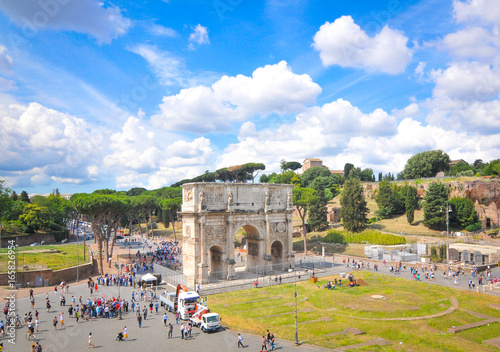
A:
71;193;130;274
0;180;13;219
10;191;18;201
482;159;500;176
20;190;30;203
375;180;394;217
403;150;451;179
308;196;328;232
19;203;50;232
449;197;479;229
283;161;302;171
159;197;182;241
405;186;418;224
301;167;332;187
126;187;147;196
293;187;318;254
344;163;355;178
340;178;369;232
423;182;449;230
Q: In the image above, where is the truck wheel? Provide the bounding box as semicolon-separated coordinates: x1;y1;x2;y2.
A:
201;326;205;332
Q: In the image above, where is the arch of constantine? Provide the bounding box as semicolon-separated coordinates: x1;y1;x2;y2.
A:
180;182;294;285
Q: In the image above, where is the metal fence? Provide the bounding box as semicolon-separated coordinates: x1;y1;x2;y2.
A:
198;256;329;295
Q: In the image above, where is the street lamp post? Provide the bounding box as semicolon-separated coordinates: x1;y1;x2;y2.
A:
76;226;79;282
117;253;123;320
288;253;299;345
446;202;451;238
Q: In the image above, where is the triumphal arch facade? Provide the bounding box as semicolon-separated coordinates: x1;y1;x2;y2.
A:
180;182;294;284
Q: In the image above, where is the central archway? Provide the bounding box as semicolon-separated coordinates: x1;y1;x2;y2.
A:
209;245;225;280
235;224;262;272
271;240;284;270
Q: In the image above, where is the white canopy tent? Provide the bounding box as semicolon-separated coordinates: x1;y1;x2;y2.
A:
141;273;157;282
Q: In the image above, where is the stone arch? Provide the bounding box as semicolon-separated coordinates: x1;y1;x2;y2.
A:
181;182;293;285
473;251;483;265
462;250;470;263
236;224;262;270
271;240;284;270
209;245;225;280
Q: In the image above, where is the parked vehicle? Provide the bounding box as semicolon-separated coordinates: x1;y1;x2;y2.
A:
190;312;221;332
160;284;206;320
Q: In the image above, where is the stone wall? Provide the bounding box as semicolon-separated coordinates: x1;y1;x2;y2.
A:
1;232;57;248
0;262;93;288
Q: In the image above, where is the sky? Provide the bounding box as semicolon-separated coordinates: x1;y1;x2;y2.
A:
0;0;500;194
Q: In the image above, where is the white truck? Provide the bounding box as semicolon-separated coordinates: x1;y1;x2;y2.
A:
190;312;221;333
160;284;205;320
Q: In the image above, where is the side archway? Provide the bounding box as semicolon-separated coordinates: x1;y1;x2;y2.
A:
209;245;225;280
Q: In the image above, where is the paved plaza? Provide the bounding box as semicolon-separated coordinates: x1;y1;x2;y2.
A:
2;279;326;352
3;236;500;352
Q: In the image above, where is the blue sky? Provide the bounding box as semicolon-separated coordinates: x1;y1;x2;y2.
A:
1;0;500;193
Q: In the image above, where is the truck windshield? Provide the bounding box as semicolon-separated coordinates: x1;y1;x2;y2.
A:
206;316;220;323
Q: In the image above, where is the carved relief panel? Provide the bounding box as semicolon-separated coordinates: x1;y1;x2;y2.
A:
184;188;193;202
205;225;226;245
248;242;259;257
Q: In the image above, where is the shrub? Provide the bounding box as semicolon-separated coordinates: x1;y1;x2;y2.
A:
458;170;474;177
375;206;392;219
54;229;69;242
323;230;346;244
465;222;482;232
324;229;406;245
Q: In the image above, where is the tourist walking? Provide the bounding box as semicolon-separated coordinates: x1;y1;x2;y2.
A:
261;335;268;351
88;332;95;349
137;313;142;328
237;333;244;348
168;323;173;339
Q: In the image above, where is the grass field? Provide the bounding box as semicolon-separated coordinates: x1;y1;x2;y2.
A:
0;245;89;272
210;272;500;351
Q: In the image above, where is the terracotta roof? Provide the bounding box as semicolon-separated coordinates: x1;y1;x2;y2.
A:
330;170;344;174
304;158;322;162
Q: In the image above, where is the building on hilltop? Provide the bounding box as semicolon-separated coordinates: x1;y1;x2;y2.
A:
302;158;324;173
302;158;344;176
449;159;467;167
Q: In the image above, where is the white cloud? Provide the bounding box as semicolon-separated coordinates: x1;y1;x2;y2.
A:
212;61;321;116
147;24;176;37
0;101;102;186
129;44;185;86
104;116;161;173
431;62;500;101
188;24;210;50
217;98;398;170
0;44;13;73
152;61;321;133
425;97;500;135
0;0;131;44
101;116;214;189
152;86;243;133
441;27;500;62
453;0;500;26
312;16;413;74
